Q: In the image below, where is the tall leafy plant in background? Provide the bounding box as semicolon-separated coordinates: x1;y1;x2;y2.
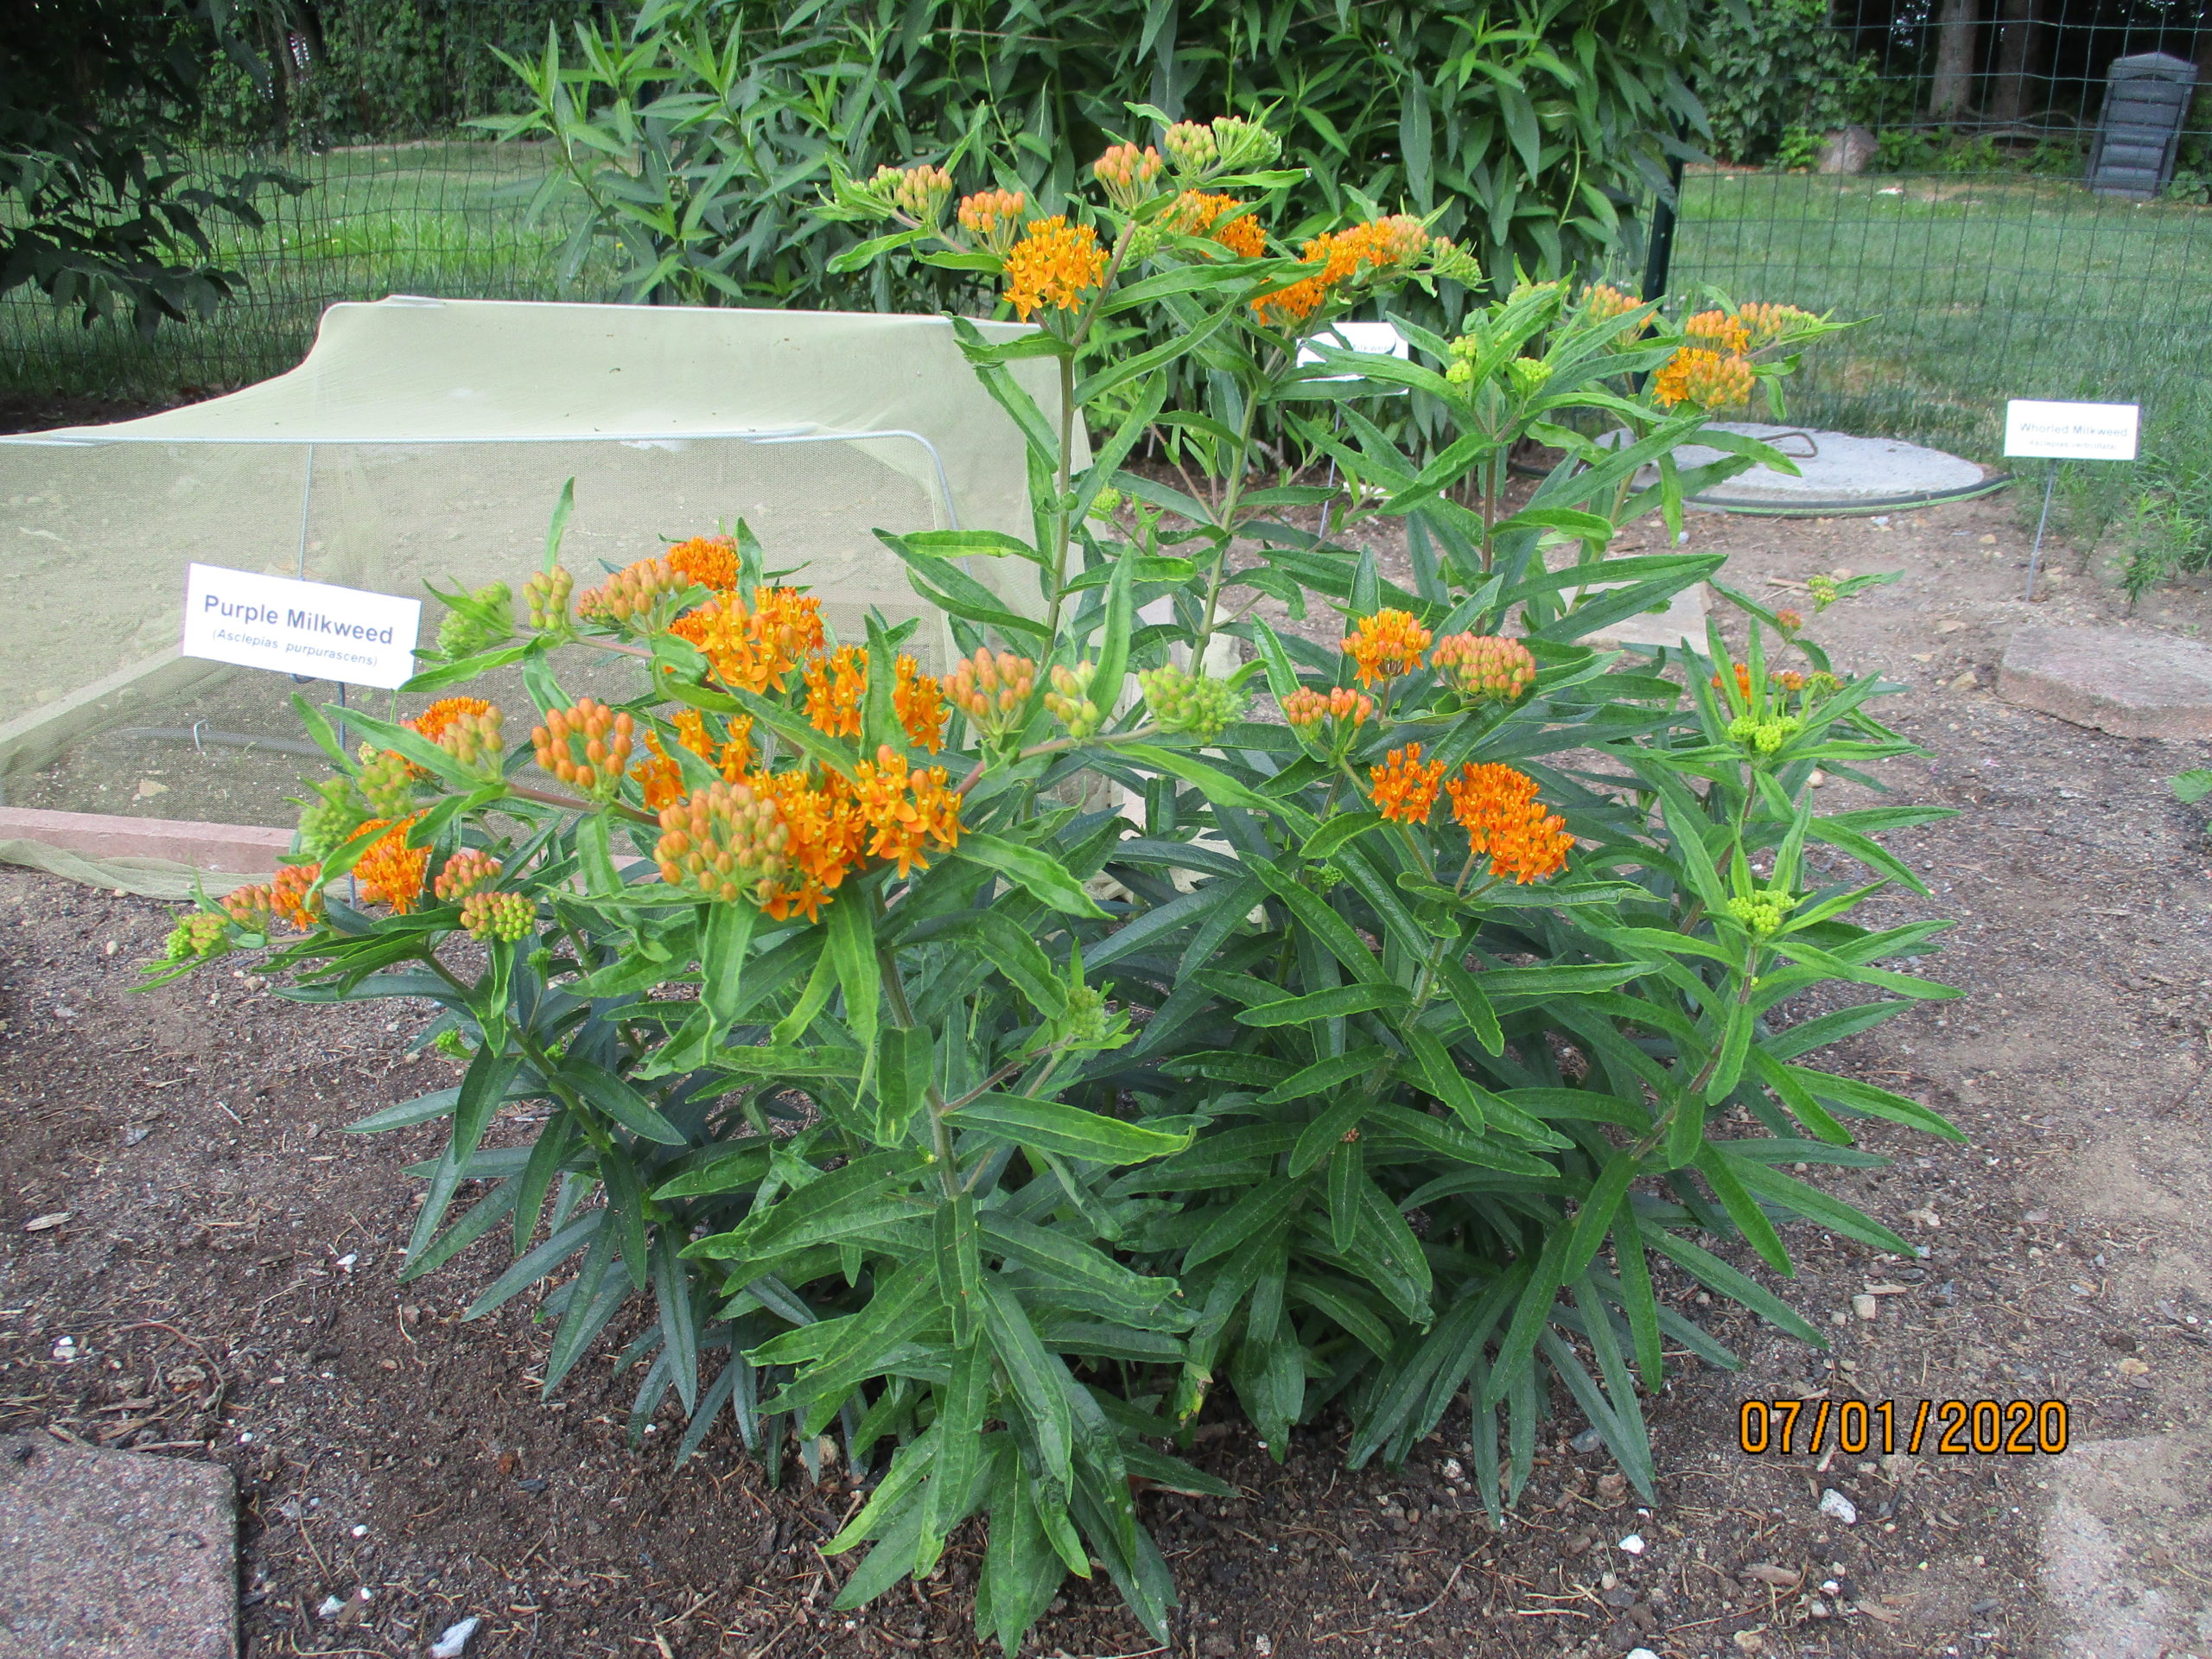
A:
479;0;1707;310
149;115;1955;1656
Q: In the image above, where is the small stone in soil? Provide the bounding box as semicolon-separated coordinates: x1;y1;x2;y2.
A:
429;1615;481;1658
1818;1489;1859;1525
1569;1426;1605;1453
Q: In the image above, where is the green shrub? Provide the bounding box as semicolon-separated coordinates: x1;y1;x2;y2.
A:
152;118;1954;1653
1693;0;1874;168
474;0;1707;311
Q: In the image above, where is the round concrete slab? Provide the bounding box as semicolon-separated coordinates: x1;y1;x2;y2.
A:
1624;423;1993;512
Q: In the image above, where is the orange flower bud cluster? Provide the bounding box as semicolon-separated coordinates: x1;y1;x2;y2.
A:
1771;668;1807;692
1281;685;1373;732
664;535;740;592
221;883;276;933
1003;216;1109;322
1160;121;1221;178
1370;743;1446;823
1429;633;1536;702
575;557;684;630
1652;346;1757;411
1093;143;1164;209
407;696;495;746
946;648;1037;737
1736;302;1819;347
957;188;1028;255
434;847;501;903
873;162;952;224
1162;191;1265;258
656;779;796;909
1582;283;1643;326
354;815;431;914
1683;309;1751;355
460;890;534;943
524;564;573;631
1446;762;1572;884
1774;607;1804;632
666;586;824;695
1343;608;1433;689
532;698;634;796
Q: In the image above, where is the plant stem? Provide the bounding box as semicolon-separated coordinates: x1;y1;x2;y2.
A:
507;784;658;827
880;950;963;1201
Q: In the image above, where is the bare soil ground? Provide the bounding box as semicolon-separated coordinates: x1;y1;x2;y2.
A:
5;491;2212;1659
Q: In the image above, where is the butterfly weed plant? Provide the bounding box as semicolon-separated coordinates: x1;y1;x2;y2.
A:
148;114;1957;1653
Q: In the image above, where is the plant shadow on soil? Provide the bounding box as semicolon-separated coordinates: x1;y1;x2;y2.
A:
6;491;2212;1659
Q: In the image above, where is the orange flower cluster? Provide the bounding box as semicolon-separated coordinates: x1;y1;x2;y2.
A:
1163;191;1265;257
676;707;753;779
434;847;501;903
221;861;323;933
1370;743;1446;823
1446;763;1572;885
1683;309;1751;355
750;769;870;919
1712;661;1754;702
406;696;494;746
1093;143;1163;210
532;698;634;795
1003;216;1109;321
1281;684;1373;730
1251;215;1427;327
1343;608;1433;689
800;645;946;752
850;747;963;878
1737;302;1818;347
1429;633;1535;702
665;534;740;591
1652;347;1756;411
666;586;824;694
354;816;431;913
958;189;1028;255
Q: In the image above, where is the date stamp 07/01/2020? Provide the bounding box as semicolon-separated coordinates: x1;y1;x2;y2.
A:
1738;1398;2071;1458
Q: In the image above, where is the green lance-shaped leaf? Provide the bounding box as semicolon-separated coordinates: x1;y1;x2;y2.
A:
936;1192;983;1350
955;834;1111;918
917;1338;994;1577
946;1093;1192;1164
979;1278;1073;1488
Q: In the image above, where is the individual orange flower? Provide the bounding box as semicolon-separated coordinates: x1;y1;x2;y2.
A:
1370;743;1446;823
405;696;495;746
631;732;685;811
850;746;963;879
1651;347;1756;411
675;706;753;780
353;816;431;914
957;188;1028;255
1446;763;1573;885
1343;608;1433;689
1003;216;1109;321
664;534;739;591
1281;685;1372;730
1683;309;1751;355
1428;633;1536;702
804;645;868;740
667;586;824;695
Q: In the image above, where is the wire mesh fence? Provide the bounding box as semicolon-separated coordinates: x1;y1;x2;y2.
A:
0;141;618;400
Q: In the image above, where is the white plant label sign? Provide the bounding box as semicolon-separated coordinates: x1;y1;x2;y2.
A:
182;563;422;690
1298;321;1411;380
2003;399;2139;461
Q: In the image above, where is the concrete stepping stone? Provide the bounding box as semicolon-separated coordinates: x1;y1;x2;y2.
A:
1999;624;2212;738
0;1433;235;1658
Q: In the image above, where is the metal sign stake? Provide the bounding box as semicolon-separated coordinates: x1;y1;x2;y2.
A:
2024;462;2058;602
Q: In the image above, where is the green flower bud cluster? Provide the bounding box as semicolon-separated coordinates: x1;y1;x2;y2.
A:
357;743;416;817
163;912;231;962
1443;330;1483;386
435;582;513;659
524;565;574;632
1726;713;1804;754
434;1027;475;1061
1506;356;1553;397
1086;486;1123;522
296;777;368;861
1137;663;1243;743
1045;661;1104;739
461;890;534;943
1726;891;1794;936
1806;574;1840;611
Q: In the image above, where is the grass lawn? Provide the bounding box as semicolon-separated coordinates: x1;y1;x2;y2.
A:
1672;168;2212;553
